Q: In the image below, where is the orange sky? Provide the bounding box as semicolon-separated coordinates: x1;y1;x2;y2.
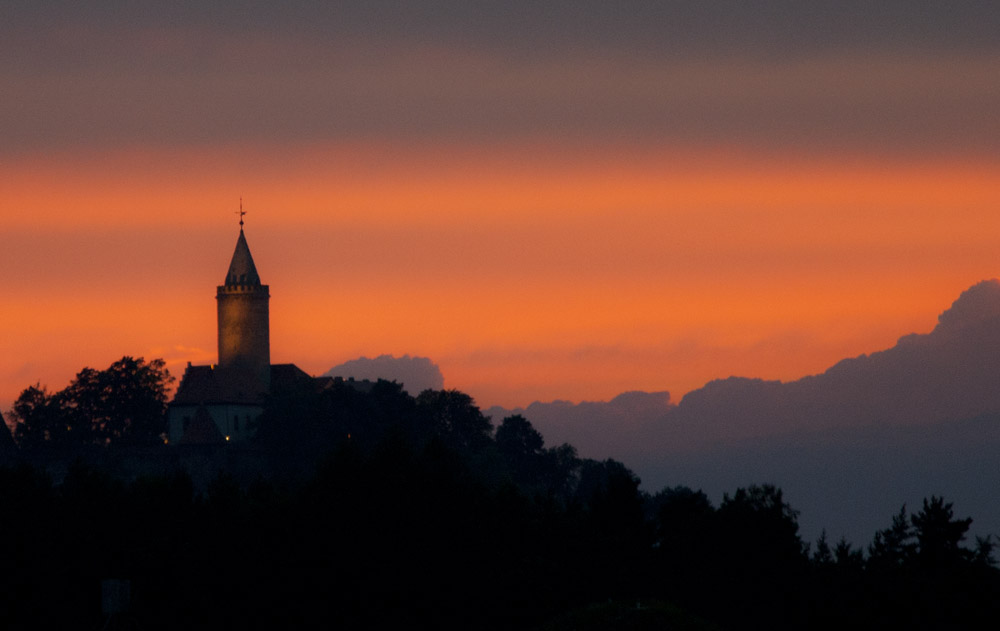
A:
3;142;999;411
3;3;1000;413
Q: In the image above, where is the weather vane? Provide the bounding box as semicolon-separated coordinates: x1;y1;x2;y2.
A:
236;197;246;227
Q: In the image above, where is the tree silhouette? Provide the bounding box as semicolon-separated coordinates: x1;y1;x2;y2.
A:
495;414;555;490
648;485;718;615
833;536;864;570
868;504;915;571
718;484;805;565
11;384;73;450
415;389;493;452
0;411;16;459
496;414;544;458
973;535;997;568
812;529;834;566
6;368;1000;630
66;357;173;445
715;484;807;628
910;495;973;571
10;356;172;449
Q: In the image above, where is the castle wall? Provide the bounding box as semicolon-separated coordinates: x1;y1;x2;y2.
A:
168;403;262;444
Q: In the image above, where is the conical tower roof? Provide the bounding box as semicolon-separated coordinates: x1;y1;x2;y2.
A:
223;229;262;287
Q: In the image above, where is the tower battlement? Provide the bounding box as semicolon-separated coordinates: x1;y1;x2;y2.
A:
217;283;270;295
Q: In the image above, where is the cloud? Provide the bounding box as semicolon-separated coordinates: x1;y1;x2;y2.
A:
667;279;1000;447
324;354;444;394
497;280;1000;546
647;412;1000;549
485;390;673;460
2;3;999;156
7;2;1000;60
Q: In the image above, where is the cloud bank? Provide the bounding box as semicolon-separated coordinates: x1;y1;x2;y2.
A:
485;390;673;460
324;354;444;395
3;2;999;157
669;279;1000;446
496;280;1000;545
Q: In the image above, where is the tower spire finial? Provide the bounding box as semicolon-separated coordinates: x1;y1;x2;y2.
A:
236;197;246;228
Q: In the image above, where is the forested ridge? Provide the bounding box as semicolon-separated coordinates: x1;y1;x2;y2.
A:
2;357;998;629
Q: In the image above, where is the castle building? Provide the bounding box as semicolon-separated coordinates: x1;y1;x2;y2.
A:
168;221;313;444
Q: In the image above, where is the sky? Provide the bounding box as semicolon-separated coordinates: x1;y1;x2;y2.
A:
2;1;1000;412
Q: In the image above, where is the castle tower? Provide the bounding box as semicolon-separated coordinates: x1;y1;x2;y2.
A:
217;227;270;391
170;213;316;445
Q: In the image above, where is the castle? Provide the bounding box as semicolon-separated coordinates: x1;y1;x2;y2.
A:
167;220;314;444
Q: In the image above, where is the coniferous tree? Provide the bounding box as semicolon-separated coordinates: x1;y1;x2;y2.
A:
868;504;915;571
911;496;974;571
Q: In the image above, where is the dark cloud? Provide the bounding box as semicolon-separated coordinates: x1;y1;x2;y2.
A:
647;413;1000;550
7;1;1000;59
501;280;1000;545
325;354;444;394
667;280;1000;446
486;390;673;461
2;2;999;156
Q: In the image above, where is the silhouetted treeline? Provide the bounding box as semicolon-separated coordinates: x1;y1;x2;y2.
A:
2;364;999;629
6;356;172;451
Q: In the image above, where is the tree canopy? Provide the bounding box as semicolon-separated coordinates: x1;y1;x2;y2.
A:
1;357;999;629
9;356;173;449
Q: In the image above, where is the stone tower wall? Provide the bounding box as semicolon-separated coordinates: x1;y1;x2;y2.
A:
217;284;270;388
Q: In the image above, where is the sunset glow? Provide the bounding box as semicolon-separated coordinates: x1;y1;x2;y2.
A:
3;3;999;412
4;145;997;410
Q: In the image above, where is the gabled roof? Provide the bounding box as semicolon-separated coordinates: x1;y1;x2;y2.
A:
171;365;223;405
171;364;266;406
171;363;318;407
270;363;315;391
223;229;262;287
178;405;226;445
